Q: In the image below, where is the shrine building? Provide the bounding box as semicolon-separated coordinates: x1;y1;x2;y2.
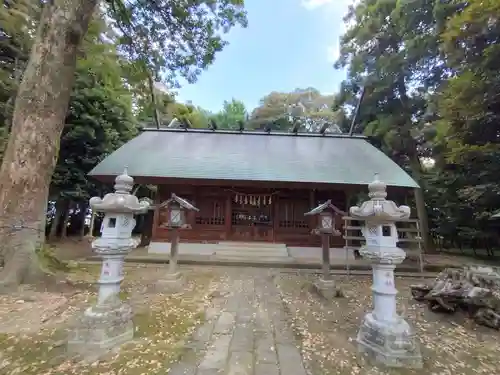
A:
89;127;418;250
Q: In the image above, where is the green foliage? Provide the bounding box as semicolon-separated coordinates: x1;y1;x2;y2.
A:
211;99;247;129
51;21;137;201
334;0;450;167
105;0;247;87
427;0;500;244
334;0;500;250
0;0;40;156
137;91;212;129
248;89;340;131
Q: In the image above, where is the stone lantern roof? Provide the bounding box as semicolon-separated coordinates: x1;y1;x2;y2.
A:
350;173;411;223
89;168;150;214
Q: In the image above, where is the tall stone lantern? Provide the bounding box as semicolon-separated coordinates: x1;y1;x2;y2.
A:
68;168;150;357
304;200;346;298
350;174;422;368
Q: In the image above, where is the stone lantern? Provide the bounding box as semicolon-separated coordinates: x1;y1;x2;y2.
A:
305;200;346;298
68;168;150;358
157;193;199;290
350;174;422;368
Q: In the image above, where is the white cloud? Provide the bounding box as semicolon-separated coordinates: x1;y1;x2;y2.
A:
322;1;356;64
300;0;334;10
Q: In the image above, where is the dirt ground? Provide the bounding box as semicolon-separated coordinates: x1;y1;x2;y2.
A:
276;272;500;375
2;239;500;375
0;264;216;375
49;237;500;269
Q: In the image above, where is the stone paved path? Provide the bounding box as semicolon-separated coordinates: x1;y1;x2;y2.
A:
167;268;307;375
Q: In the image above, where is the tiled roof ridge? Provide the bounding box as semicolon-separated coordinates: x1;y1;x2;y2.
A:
140;127;367;139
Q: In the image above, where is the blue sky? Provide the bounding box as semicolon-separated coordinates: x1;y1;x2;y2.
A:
175;0;352;113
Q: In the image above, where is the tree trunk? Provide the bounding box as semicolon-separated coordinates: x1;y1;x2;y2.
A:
148;73;162;129
0;0;99;288
408;155;434;253
394;77;434;254
87;210;96;237
48;198;67;242
78;203;87;239
61;201;73;239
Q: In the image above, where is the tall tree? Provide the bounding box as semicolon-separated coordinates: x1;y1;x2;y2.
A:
0;0;247;288
429;0;500;246
334;0;454;251
137;91;210;129
248;88;341;131
51;20;137;212
212;99;247;129
0;0;99;287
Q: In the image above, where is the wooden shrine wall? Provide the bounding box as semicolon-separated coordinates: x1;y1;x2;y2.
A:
152;183;348;247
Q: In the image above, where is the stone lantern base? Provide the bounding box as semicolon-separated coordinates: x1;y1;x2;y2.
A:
357;312;422;368
68;298;134;360
156;271;184;293
313;278;344;299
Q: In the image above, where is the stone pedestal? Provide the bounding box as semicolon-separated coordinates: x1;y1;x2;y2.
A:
157;270;184;292
68;298;133;360
357;312;421;368
313;278;343;299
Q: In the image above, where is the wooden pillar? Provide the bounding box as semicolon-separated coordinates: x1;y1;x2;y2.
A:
321;233;331;280
345;189;353;212
152;207;159;241
225;192;232;240
169;229;180;274
273;194;279;242
151;186;163;242
308;190;316;229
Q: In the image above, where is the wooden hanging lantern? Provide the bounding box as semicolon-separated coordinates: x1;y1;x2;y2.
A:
320;211;334;231
159;193;199;229
304;199;346;235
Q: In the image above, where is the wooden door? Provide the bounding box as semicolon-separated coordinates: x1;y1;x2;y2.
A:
231;203;273;241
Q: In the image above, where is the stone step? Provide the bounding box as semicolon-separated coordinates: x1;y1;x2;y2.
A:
215;248;288;254
216;241;287;249
215;250;288;258
211;255;291;262
215;245;287;251
214;241;289;258
215;246;288;255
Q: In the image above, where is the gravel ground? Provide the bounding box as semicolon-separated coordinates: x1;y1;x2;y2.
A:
276;272;500;375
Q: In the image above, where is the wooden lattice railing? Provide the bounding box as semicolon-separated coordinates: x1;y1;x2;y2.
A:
342;216;424;277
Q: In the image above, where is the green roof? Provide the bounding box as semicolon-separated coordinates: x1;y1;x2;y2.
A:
89;128;419;188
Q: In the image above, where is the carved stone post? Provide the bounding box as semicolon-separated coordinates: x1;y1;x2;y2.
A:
350;174;422;368
68;168;150;358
